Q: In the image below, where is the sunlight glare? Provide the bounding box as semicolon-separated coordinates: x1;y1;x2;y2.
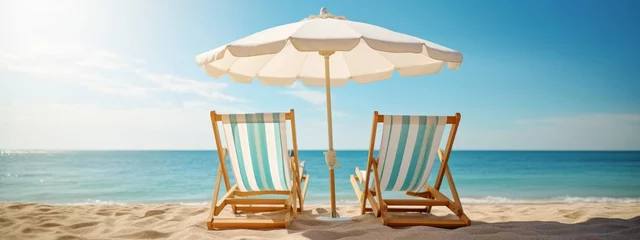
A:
2;0;94;51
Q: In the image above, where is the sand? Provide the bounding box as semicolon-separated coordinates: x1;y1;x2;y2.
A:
1;203;639;240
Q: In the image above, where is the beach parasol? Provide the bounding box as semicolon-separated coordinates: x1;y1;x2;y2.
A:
195;7;463;221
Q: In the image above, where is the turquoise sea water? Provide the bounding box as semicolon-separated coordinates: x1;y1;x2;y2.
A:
1;150;639;205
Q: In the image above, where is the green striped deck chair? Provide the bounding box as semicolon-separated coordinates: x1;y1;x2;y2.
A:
350;111;471;228
207;109;309;230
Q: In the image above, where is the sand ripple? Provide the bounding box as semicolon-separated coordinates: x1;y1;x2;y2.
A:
0;203;639;239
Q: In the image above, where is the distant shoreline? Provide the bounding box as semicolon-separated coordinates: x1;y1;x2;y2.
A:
3;196;639;206
2;149;640;152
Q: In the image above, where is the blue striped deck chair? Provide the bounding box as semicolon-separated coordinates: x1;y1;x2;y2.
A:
350;111;471;228
207;109;309;230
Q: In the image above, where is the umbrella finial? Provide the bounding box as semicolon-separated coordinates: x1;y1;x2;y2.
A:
303;7;346;21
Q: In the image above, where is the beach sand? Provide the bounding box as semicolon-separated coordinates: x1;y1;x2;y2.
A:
1;203;639;240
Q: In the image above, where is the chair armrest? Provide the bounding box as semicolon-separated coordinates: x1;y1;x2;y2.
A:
289;150;306;176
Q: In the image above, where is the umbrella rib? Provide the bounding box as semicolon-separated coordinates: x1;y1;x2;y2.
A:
340;23;398;82
336;51;353;81
373;49;399;72
293;51;311;80
228;52;280;84
351;46;397;83
365;46;447;79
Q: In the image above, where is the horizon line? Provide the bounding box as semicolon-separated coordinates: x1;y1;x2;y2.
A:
2;148;639;152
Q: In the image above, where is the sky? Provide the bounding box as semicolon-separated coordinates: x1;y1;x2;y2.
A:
0;0;639;150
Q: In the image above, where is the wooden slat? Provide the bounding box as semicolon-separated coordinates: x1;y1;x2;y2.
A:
383;199;450;206
208;216;288;230
434;113;461;189
376;114;458;124
210;112;292;121
438;148;463;214
289;109;302;211
214;184;238;216
299;174;310;212
384;207;431;212
210;112;232;193
384;218;468;229
208;163;224;220
350;174;379;215
235;206;286;213
368;207;428;212
351;174;363;202
355;168;381;210
365;207;425;213
233;190;290;196
405;191;430;198
460;213;472;226
288;157;298;218
424;185;450;202
371;161;384;217
362;111;379;214
225;198;287;205
216;185;238;206
283;186;295;218
354;167;378;195
423;184;461;214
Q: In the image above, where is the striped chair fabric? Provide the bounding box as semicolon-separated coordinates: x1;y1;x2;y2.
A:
220;113;293;192
375;115;448;192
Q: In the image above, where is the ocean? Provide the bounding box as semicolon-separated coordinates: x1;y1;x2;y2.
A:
1;150;639;205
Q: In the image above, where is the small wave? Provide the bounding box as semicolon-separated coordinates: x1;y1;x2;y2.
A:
0;149;69;156
10;196;640;206
460;196;640;204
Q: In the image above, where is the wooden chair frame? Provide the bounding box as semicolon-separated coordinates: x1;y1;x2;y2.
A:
350;111;471;228
206;109;310;230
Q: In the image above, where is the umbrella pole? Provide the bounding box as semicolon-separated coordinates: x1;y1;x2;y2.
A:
322;51;337;218
316;51;350;222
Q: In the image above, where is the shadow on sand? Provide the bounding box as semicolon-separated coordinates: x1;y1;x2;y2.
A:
286;210;640;240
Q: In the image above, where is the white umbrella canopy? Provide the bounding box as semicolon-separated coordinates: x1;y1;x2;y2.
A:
195;7;463;220
195;9;462;87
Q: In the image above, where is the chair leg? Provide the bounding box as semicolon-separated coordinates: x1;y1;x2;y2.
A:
351;170;380;216
207;165;224;228
297;174;309;212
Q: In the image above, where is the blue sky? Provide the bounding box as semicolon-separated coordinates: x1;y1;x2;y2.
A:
1;0;639;150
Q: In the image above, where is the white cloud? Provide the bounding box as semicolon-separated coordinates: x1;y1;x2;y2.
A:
139;72;245;102
182;100;208;109
5;62;79;76
0;44;253;150
2;54;21;60
279;83;348;117
0;45;243;101
314;107;348;117
0;103;246;150
74;49;130;70
279;82;326;105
